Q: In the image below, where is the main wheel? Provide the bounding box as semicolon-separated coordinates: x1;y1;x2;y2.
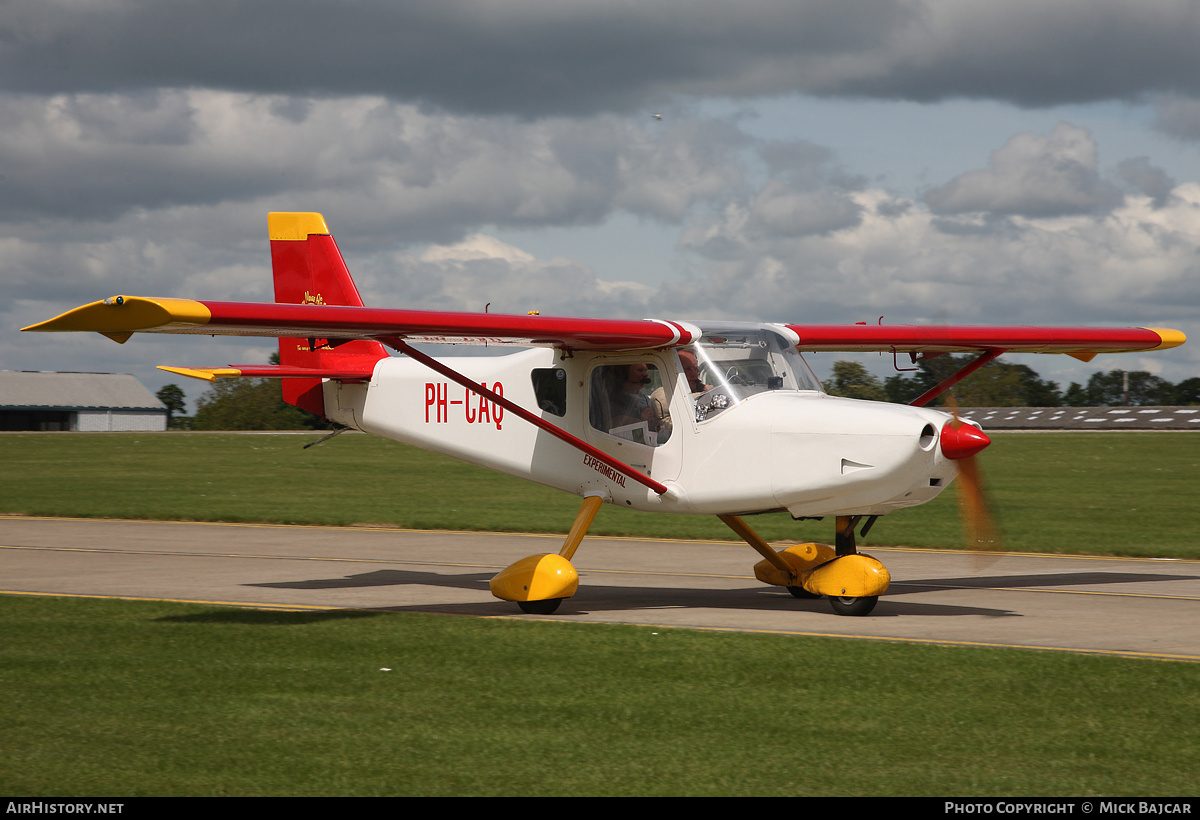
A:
787;586;821;599
518;598;562;615
828;595;878;616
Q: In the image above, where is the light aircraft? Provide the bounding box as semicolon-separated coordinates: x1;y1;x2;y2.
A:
25;212;1186;616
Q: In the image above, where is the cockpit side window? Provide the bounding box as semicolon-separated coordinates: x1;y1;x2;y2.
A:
531;368;567;417
588;362;667;446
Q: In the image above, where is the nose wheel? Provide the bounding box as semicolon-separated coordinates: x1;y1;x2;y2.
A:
731;514;890;616
828;595;878;617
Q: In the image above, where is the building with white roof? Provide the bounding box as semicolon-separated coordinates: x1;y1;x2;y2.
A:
0;371;168;431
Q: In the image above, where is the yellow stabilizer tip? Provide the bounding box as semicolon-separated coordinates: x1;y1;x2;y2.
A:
268;212;330;241
21;297;212;339
1143;327;1187;350
157;366;242;382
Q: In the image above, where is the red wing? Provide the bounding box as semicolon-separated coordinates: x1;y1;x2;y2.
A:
23;296;699;351
24;297;1183;360
786;324;1184;360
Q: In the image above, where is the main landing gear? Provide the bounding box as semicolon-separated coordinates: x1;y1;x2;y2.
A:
724;514;889;617
518;598;564;615
488;495;603;616
489;498;888;617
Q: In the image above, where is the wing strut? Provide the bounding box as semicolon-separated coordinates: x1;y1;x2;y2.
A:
908;349;1005;407
385;337;670;496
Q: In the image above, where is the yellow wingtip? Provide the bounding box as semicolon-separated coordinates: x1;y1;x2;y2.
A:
22;297;211;338
268;212;330;241
1143;327;1187;350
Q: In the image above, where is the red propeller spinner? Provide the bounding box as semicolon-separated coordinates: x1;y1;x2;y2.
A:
939;422;991;460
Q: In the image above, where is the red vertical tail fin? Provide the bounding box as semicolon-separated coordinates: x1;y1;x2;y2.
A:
268;212;388;416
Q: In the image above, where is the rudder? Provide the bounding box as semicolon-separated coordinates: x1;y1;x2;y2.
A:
268;212;388;416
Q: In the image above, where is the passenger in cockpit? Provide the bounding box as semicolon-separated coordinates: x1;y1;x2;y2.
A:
651;349;711;441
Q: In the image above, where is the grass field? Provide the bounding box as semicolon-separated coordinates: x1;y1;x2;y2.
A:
3;595;1198;797
1;430;1196;557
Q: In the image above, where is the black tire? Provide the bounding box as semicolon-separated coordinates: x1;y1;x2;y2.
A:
828;595;878;616
787;586;821;599
518;598;562;615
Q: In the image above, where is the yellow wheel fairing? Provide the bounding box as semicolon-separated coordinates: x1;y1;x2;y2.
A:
753;542;837;587
490;553;579;602
802;554;891;598
268;212;330;241
21;297;212;341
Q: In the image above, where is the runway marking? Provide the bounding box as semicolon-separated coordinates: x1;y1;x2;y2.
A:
890;581;1200;601
0;543;755;581
0;543;511;570
0;588;337;611
6;514;1199;562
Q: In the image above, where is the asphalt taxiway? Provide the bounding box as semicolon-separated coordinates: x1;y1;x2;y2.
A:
3;516;1198;661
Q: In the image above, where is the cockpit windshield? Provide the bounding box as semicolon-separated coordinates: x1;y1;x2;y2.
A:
684;323;822;421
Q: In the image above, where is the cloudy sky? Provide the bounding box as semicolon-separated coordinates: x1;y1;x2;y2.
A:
5;0;1200;410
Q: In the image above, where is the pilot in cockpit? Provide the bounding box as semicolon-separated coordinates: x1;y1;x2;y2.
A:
609;363;661;432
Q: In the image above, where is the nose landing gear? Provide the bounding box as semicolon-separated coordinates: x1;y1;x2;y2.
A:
726;514;889;616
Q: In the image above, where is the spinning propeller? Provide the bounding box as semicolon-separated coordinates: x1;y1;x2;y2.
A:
940;392;1003;555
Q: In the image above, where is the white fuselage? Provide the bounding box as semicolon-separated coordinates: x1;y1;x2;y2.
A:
323;342;960;519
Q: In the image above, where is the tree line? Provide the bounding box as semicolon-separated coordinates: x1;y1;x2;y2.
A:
824;356;1200;407
155;353;327;431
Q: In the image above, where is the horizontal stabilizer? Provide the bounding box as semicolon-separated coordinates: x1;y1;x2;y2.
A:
157;364;377;383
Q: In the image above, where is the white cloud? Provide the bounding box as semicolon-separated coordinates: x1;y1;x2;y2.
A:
672;183;1200;334
923;123;1124;217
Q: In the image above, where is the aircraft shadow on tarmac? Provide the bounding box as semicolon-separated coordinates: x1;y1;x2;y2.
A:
892;570;1199;595
246;567;1048;618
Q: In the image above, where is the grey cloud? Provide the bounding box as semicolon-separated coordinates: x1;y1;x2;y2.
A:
0;93;744;237
757;139;867;192
1153;95;1200;140
750;182;862;237
1115;157;1176;207
923;123;1125;217
0;0;907;115
5;2;1200;116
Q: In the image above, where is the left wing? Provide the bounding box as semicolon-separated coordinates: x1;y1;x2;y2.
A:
22;296;700;351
